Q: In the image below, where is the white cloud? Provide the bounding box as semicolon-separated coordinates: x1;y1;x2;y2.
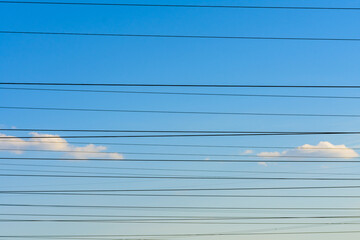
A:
0;132;123;160
258;162;268;167
243;150;253;154
257;141;358;159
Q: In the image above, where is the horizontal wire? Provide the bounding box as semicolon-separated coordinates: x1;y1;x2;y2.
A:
1;147;359;159
0;138;356;150
1;156;359;162
2;203;360;211
2;162;360;177
3;213;360;219
7;128;357;134
5;82;360;88
4;185;360;192
2;30;360;41
4;230;360;237
0;221;352;225
0;167;184;177
1;132;350;138
3;105;360;118
3;173;360;180
3;86;360;99
4;192;360;197
3;131;360;138
1;1;360;11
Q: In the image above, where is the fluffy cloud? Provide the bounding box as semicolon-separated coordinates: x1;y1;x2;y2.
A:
257;141;358;159
243;150;253;154
258;162;268;167
0;132;123;160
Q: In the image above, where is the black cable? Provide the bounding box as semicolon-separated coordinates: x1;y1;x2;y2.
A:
0;139;355;150
2;173;360;180
6;128;353;134
2;30;360;41
1;156;358;162
3;213;360;219
0;167;179;176
0;221;352;225
3;162;360;177
3;86;360;99
2;203;359;211
4;230;360;237
0;133;320;138
1;1;360;11
0;147;358;159
4;185;360;192
3;131;360;138
3;105;360;118
4;192;360;197
4;82;360;88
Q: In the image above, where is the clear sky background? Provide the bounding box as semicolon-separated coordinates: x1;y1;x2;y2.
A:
2;0;360;239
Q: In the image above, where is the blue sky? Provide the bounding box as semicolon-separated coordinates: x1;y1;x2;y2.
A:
2;0;360;239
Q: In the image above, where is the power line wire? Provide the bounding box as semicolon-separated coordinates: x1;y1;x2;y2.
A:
4;185;360;192
3;130;360;138
3;105;360;118
3;86;360;99
3;162;358;177
3;213;360;219
2;30;360;41
4;230;360;237
1;147;360;159
1;1;360;11
1;156;359;162
0;220;353;225
0;139;356;150
2;203;359;211
3;173;360;180
8;128;356;134
4;192;360;197
4;82;360;88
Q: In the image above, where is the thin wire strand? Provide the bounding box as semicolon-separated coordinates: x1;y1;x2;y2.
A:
2;203;359;211
3;173;360;180
0;138;356;150
2;30;360;41
5;82;360;88
3;162;360;177
3;105;360;118
3;86;360;99
4;185;360;192
1;156;359;162
1;1;360;11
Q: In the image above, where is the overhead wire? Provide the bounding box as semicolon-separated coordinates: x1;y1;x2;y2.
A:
3;105;360;118
2;203;360;211
4;185;360;192
2;30;360;41
4;213;360;220
4;173;360;181
0;138;356;150
5;82;360;88
1;1;360;11
1;156;359;162
3;86;360;99
1;147;360;159
2;162;360;176
3;130;360;138
4;230;360;237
